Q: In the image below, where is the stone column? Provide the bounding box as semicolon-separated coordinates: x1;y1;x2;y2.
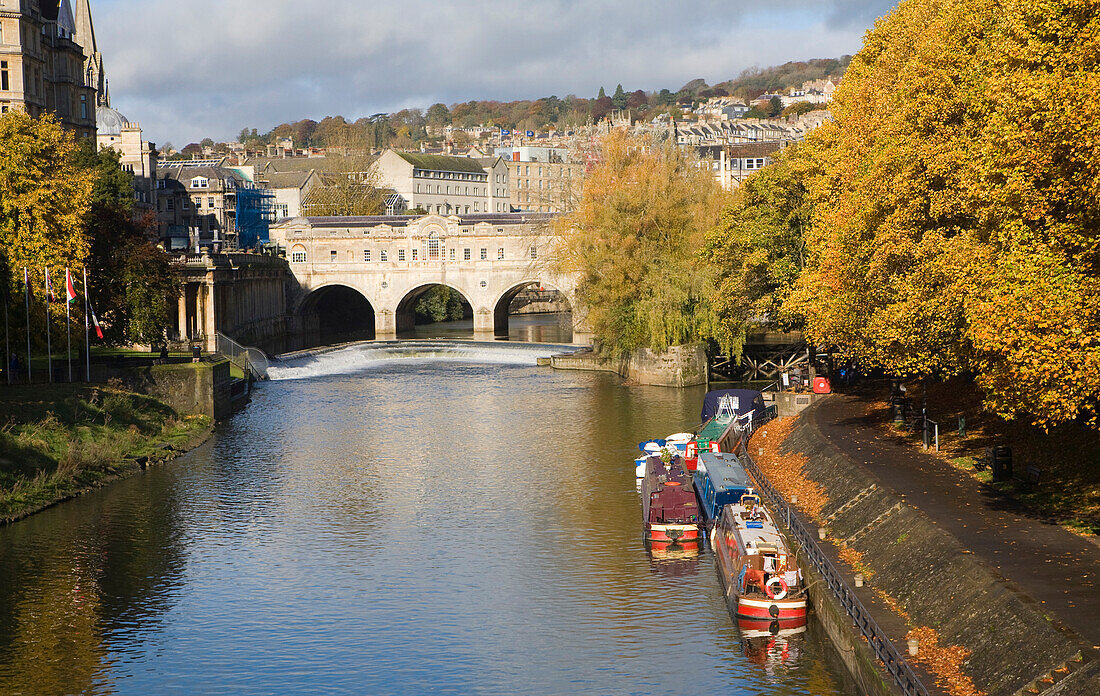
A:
375;309;397;340
202;280;217;351
473;307;494;340
177;287;189;342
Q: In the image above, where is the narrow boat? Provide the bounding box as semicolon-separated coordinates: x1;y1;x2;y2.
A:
692;451;753;526
695;389;767;455
641;454;703;551
713;489;807;625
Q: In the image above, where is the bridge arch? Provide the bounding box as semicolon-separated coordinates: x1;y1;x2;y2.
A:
493;280;574;340
299;283;377;346
394;282;476;336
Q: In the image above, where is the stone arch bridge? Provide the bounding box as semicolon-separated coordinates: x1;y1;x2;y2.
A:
269;213;591;343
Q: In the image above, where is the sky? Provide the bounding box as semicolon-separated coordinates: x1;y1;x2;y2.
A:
92;0;897;146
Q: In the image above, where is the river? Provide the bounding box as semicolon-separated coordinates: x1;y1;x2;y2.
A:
0;336;848;695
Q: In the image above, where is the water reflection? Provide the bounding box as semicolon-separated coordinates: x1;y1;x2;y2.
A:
0;358;844;695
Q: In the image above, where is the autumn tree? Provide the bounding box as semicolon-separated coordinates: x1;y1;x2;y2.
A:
786;0;1100;427
553;132;728;357
0;112;93;347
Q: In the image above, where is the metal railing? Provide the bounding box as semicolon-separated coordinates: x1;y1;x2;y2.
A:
214;332;269;381
739;449;930;696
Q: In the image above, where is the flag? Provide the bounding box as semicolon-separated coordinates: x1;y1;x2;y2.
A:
89;302;104;340
44;267;55;303
66;269;77;303
23;267;31;302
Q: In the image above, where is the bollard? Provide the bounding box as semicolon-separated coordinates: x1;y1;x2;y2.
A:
854;574;864;588
791;494;798;505
907;638;919;656
818;527;827;541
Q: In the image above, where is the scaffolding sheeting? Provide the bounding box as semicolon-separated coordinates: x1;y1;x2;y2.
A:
235;184;275;249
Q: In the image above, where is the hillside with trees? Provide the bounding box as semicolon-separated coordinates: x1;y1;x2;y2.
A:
209;57;849;154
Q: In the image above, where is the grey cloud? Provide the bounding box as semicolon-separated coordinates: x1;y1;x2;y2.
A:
95;0;890;143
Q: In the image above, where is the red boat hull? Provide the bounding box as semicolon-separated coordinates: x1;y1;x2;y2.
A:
735;596;807;622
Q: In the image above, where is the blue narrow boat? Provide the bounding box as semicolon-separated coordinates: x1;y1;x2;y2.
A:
692;451;753;525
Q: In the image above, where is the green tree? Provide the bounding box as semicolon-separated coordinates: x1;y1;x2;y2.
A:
553;132;728;357
705;146;813;354
73;140;178;345
612;84;628;110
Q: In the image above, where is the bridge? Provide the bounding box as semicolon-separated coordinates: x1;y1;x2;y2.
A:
268;213;592;344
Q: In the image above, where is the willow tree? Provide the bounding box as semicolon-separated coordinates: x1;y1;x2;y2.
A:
553;131;728;357
785;0;1100;427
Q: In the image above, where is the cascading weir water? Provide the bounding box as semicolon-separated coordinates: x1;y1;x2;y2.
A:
266;340;580;381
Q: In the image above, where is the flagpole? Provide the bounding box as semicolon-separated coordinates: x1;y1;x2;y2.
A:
24;267;31;384
66;268;72;383
44;268;52;383
4;288;10;385
83;267;90;382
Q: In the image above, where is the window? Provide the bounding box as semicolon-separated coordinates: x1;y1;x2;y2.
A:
416;184;420;193
530;245;538;259
330;250;337;262
363;249;371;262
464;248;471;260
80;94;87;119
398;249;405;261
291;251;306;263
449;248;456;260
480;248;487;260
380;250;388;261
191;177;209;188
428;233;441;260
474;202;479;212
411;248;418;260
497;248;505;260
208;197;214;208
1;62;8;92
167;198;174;211
182;198;190;209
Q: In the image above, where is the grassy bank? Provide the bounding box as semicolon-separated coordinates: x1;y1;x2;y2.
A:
860;379;1100;535
0;384;212;523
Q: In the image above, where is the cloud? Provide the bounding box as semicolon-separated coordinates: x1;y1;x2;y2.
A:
94;0;896;144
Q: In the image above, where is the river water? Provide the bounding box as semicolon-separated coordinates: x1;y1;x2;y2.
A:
0;336;847;695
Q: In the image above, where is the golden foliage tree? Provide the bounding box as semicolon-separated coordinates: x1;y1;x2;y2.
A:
0;112;94;344
553;131;728;357
785;0;1100;427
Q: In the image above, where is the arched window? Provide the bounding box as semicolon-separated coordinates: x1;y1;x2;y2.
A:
290;244;307;263
428;231;441;260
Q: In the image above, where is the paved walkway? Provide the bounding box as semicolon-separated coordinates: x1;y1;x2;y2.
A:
810;392;1100;649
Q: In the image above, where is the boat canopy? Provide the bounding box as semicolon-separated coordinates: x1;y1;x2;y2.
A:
700;389;766;423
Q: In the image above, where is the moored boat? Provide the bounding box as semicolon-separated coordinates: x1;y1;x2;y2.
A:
713;489;807;625
695;389;767;455
692;451;753;526
641;454;703;551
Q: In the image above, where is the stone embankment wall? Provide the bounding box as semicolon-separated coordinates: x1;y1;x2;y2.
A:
550;344;707;387
96;360;241;420
782;406;1095;696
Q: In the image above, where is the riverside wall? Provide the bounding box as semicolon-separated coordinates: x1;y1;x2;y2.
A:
550;344;707;387
95;360;241;420
779;403;1096;696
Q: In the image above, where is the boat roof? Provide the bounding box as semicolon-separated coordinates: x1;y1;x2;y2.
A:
697;452;752;493
724;502;792;555
700;389;765;423
697;415;736;441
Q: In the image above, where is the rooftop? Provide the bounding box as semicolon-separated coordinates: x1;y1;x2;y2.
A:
394;152;488;174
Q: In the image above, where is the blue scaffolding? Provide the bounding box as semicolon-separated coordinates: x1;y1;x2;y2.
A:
235;183;275;249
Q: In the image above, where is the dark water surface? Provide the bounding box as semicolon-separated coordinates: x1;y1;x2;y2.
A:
0;346;846;695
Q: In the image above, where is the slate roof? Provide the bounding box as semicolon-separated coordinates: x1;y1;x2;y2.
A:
394;152;487;174
265;170;315;189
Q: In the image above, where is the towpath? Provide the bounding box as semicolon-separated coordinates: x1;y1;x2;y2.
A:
809;392;1100;649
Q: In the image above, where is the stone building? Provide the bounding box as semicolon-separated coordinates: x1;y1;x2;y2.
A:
0;0;99;136
373;150;511;215
495;146;582;213
158;164;250;249
96;105;157;211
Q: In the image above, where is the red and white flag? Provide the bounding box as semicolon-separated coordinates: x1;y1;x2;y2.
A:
89;303;104;340
65;269;77;303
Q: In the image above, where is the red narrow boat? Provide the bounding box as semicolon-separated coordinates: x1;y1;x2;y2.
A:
713;490;807;625
641;454;703;551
